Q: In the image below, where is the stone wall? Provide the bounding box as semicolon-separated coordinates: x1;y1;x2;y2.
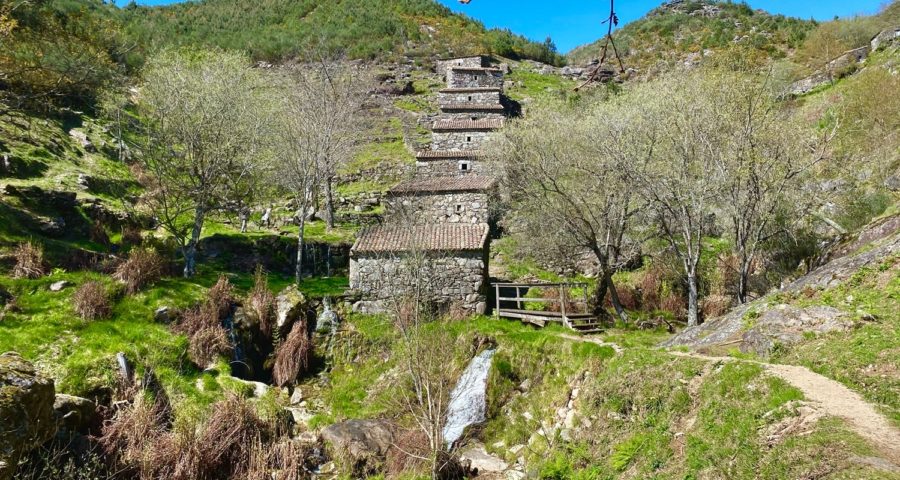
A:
386;190;492;225
432;130;494;150
350;250;488;314
415;159;489;177
438;91;501;104
436;56;487;76
440;111;505;121
448;70;504;89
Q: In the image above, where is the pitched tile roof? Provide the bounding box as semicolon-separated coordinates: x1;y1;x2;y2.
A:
449;66;502;72
432;118;504;131
415;150;481;160
439;103;504;111
389;175;497;194
439;87;502;93
352;223;489;253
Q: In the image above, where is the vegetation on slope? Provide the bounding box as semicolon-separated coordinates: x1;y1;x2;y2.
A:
119;0;564;65
567;0;813;71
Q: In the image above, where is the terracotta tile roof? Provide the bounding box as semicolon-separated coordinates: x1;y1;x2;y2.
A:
439;103;504;111
415;150;481;160
439;87;502;93
352;223;489;253
432;118;504;131
449;66;501;72
389;175;497;194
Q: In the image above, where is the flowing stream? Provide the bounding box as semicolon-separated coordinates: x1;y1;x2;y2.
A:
443;348;496;448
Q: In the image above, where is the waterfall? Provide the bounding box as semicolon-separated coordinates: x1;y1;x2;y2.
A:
443;349;496;448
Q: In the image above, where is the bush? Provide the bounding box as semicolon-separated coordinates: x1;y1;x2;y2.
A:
114;248;164;294
247;267;276;338
13;241;47;279
272;321;312;387
188;324;233;368
207;275;235;319
72;281;112;320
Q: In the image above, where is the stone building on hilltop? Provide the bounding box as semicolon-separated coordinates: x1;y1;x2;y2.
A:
349;56;510;314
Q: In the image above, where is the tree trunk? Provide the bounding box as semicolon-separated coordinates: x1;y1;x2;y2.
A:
591;274;610;317
606;272;629;323
183;206;205;278
324;176;335;229
686;271;699;327
737;258;750;304
295;214;306;284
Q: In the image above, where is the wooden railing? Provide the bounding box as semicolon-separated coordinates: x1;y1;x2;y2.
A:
493;282;592;328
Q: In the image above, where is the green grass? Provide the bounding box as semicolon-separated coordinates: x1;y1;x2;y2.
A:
505;69;578;102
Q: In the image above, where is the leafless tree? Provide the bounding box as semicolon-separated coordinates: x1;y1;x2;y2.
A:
709;71;834;303
292;56;369;230
138;49;273;277
621;73;725;327
493;102;641;321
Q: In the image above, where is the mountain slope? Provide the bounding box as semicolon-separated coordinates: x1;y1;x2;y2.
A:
119;0;563;64
567;0;813;72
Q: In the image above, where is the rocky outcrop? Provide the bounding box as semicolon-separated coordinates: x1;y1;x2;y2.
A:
871;26;900;52
662;216;900;354
321;419;394;476
0;352;56;480
275;285;307;331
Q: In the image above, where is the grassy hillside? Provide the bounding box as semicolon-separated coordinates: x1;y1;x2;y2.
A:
119;0;563;64
567;0;813;71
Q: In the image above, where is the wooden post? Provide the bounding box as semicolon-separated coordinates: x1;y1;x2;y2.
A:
516;286;522;311
494;283;500;316
560;286;567;327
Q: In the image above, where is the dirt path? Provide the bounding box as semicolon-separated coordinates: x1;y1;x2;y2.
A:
667;350;900;463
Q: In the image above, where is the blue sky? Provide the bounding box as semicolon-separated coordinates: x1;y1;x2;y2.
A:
117;0;887;53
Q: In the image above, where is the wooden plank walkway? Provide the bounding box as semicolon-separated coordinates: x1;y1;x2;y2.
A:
493;282;603;334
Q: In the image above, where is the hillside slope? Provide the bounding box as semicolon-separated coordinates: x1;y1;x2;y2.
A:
119;0;563;64
567;0;813;73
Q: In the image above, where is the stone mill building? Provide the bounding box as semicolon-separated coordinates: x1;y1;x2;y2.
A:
350;56;509;314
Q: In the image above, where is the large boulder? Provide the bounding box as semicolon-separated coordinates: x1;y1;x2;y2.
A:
0;352;56;480
739;305;853;356
275;285;307;331
321;419;394;476
53;394;97;435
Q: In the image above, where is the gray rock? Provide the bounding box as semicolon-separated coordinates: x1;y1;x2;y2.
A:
871;26;900;52
275;285;306;330
53;394;97;434
321;419;394;476
739;305;853;355
49;281;69;292
153;306;170;323
460;444;508;473
0;352;56;480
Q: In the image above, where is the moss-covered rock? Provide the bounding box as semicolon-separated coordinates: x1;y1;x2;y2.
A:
0;352;56;480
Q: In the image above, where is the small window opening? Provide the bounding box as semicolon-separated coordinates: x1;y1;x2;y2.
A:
459;162;470;172
467;95;473;102
455;204;463;213
471;116;478;121
466;136;472;143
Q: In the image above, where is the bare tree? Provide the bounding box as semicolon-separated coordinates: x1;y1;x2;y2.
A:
622;73;725;327
275;60;368;283
710;71;834;303
494;102;641;321
138;48;273;277
294;57;369;230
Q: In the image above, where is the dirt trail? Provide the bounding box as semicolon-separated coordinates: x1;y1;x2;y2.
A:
667;350;900;463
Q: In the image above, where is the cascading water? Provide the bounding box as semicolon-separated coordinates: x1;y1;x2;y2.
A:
443;348;496;448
